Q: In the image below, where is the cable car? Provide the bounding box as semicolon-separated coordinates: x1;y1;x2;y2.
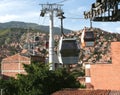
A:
35;36;39;41
84;30;95;47
57;37;80;64
81;29;95;47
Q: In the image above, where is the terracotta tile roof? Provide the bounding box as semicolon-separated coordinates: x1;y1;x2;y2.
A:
2;53;30;63
109;91;120;95
52;89;120;95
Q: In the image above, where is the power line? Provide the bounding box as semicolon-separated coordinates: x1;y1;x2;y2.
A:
40;15;85;19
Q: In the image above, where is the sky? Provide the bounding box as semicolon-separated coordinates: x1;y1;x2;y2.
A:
0;0;120;33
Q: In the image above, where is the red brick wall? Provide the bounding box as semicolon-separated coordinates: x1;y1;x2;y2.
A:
1;54;30;78
111;42;120;65
2;63;19;70
2;62;29;78
90;42;120;90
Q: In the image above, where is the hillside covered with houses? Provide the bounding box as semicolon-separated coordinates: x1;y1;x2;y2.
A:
0;23;120;64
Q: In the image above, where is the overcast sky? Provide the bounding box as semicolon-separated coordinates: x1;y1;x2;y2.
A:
0;0;120;33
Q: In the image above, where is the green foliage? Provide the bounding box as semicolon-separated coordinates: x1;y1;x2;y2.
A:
0;77;18;95
0;62;82;95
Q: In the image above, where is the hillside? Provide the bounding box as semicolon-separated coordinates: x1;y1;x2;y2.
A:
71;28;120;64
0;23;120;64
0;21;71;35
0;27;48;62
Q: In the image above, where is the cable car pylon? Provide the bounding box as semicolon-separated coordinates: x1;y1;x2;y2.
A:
40;3;63;70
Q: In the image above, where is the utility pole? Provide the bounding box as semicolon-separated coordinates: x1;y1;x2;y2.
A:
40;3;63;70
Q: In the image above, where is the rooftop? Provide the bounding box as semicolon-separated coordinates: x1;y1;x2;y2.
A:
52;89;120;95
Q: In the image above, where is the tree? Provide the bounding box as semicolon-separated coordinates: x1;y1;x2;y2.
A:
0;62;83;95
0;77;18;95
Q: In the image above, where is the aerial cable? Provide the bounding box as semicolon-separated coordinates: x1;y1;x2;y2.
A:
53;0;69;4
39;16;86;20
65;17;85;19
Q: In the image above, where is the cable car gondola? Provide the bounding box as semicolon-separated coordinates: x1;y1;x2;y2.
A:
81;28;95;47
84;30;95;47
57;37;80;64
35;36;39;41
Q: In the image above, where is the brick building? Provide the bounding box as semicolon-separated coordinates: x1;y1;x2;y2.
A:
1;42;120;93
85;42;120;90
52;42;120;95
1;53;30;78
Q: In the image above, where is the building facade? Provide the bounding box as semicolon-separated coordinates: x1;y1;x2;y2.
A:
1;53;30;78
85;42;120;90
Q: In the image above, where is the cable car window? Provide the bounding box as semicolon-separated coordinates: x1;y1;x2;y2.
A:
60;40;80;57
61;40;77;50
84;31;95;41
61;51;79;57
85;41;95;47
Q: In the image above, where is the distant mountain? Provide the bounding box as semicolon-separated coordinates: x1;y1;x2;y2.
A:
0;21;71;35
